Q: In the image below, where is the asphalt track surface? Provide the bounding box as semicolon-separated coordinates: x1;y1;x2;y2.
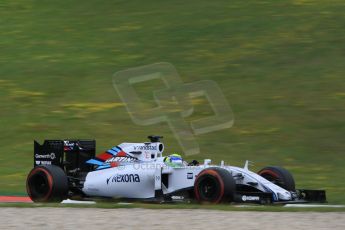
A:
1;208;345;230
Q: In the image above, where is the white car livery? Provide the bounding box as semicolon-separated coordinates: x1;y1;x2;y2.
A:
26;136;326;204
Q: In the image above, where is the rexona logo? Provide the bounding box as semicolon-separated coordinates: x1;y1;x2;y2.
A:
35;153;56;160
106;174;140;184
242;195;260;202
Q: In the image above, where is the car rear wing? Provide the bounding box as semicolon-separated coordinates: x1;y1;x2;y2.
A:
34;139;96;174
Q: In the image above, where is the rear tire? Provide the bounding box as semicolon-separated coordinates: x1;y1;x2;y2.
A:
194;167;235;203
258;166;295;191
26;165;68;202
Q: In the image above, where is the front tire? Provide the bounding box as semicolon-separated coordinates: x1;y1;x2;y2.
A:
258;166;295;191
194;167;235;203
26;165;68;202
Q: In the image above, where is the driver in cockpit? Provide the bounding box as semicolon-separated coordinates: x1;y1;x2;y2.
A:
164;153;184;167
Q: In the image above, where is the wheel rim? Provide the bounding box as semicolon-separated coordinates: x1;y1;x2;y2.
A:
27;168;53;201
197;175;220;202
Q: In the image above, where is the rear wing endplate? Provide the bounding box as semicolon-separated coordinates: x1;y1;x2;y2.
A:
34;139;96;173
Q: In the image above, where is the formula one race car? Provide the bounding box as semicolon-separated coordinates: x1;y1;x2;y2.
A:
26;136;326;204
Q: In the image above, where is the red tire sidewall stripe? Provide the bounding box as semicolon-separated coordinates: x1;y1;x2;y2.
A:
27;167;53;201
259;169;280;179
194;169;225;203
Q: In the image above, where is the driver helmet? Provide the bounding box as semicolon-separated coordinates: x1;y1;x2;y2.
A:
164;153;183;166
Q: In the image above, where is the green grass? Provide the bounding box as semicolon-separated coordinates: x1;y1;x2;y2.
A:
1;0;345;204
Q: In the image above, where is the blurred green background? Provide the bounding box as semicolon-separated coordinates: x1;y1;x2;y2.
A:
0;0;344;203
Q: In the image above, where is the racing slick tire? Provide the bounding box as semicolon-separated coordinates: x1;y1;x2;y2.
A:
26;165;68;202
258;166;295;191
194;167;236;203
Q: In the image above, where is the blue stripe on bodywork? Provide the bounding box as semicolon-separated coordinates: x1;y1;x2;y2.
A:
96;164;111;170
112;147;121;152
107;149;117;155
86;159;104;166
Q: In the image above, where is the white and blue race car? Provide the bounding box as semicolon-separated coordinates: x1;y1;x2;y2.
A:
26;136;326;204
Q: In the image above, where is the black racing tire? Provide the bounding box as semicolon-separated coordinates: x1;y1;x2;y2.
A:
26;165;68;202
258;166;295;191
194;167;236;203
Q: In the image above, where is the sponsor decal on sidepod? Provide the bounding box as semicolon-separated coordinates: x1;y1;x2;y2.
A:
106;174;140;185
